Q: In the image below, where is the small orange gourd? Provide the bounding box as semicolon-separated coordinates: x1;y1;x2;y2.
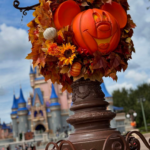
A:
70;62;82;77
131;121;136;127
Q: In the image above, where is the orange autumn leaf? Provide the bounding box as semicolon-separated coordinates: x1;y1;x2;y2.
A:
34;53;46;68
109;70;118;81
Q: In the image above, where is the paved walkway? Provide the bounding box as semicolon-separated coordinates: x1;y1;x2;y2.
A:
138;134;150;150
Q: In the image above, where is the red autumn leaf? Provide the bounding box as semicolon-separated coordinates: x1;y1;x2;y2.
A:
120;60;128;71
92;51;108;70
45;55;58;62
104;67;112;76
77;47;91;55
55;35;64;45
108;52;121;69
114;47;123;54
127;15;136;28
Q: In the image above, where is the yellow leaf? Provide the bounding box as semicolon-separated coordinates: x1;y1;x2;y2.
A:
124;29;129;33
81;2;89;6
126;37;131;43
41;48;48;52
60;66;70;74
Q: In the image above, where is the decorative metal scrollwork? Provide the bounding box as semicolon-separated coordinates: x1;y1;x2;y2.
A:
102;133;127;150
45;140;76;150
126;131;150;150
45;131;150;150
13;0;40;16
128;137;140;150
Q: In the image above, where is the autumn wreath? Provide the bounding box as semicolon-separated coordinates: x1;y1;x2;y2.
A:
26;0;136;93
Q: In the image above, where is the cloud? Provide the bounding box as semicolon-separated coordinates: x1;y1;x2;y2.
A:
127;62;140;70
148;79;150;84
125;70;148;82
0;87;7;96
107;82;133;94
0;24;31;61
0;59;31;89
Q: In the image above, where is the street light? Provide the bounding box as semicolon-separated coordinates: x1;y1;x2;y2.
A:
126;110;137;129
126;110;137;121
138;96;148;132
133;112;137;117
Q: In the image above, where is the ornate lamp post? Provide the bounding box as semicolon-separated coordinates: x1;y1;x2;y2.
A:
126;110;137;129
13;0;150;150
138;96;148;132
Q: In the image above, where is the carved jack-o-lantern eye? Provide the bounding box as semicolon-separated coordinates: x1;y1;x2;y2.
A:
93;12;109;23
93;13;99;22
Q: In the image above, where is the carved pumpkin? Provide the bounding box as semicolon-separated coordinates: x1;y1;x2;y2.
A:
54;1;127;55
70;62;82;77
72;9;121;54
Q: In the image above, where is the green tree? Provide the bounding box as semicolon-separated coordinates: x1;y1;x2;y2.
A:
112;83;150;128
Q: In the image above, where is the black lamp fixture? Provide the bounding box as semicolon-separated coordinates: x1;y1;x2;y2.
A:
13;0;40;16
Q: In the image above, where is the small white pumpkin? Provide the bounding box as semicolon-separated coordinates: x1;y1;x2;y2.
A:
43;27;57;40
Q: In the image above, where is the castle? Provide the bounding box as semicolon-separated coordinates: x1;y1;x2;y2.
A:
10;65;125;139
11;65;72;138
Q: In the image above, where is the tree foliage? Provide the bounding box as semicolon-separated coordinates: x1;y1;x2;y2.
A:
112;83;150;127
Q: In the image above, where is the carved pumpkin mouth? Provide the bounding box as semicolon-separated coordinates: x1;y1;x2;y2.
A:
94;36;112;50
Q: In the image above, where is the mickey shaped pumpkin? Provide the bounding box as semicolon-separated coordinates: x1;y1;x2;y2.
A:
54;0;127;55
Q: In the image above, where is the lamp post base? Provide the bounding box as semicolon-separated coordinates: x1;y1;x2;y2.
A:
45;79;150;150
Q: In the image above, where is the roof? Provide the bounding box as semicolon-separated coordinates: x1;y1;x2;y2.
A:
32;88;44;106
18;107;28;111
100;82;112;97
18;88;26;104
12;94;18;109
2;123;10;130
35;77;45;81
11;111;17;115
50;84;58;99
49;102;60;107
30;65;34;74
113;106;124;111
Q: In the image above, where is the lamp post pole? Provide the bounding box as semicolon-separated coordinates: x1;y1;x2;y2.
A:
139;97;148;132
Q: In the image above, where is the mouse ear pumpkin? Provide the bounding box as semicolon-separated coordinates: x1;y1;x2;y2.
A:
101;2;127;28
54;0;81;30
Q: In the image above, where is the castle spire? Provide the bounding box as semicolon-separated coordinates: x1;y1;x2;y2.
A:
18;87;26;104
100;82;112;98
50;84;58;99
29;64;34;74
11;94;18;109
49;84;60;107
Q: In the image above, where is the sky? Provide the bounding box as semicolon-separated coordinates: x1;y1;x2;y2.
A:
0;0;150;123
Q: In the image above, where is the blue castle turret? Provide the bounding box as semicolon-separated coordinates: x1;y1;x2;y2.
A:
48;84;61;133
29;65;36;88
101;83;112;98
30;65;34;74
11;94;18;137
17;88;28;135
